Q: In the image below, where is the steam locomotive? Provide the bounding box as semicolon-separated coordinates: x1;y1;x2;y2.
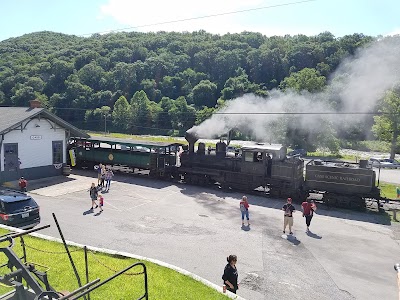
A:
68;132;380;209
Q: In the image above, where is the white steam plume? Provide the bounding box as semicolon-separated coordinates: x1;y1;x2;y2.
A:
189;36;400;142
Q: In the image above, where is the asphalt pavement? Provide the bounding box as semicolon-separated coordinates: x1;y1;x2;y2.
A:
17;170;400;300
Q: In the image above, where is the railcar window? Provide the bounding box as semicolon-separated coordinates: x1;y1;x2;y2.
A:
244;152;253;162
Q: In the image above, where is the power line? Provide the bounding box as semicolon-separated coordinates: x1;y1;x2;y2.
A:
210;111;393;115
51;107;391;115
82;0;317;36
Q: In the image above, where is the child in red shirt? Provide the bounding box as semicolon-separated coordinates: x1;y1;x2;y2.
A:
98;194;104;212
240;196;250;226
18;177;28;192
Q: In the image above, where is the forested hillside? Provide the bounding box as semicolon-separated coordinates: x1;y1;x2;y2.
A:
0;30;383;147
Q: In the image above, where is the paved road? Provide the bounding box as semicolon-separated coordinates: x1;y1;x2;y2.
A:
375;168;400;185
23;170;400;300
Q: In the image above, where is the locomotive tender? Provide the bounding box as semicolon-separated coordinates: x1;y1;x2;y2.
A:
68;133;380;208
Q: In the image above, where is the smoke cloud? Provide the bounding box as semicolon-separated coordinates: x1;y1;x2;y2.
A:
189;36;400;144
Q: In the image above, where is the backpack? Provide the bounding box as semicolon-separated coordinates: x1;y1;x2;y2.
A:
240;202;246;212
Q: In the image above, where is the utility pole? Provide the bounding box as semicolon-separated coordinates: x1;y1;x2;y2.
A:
104;112;108;136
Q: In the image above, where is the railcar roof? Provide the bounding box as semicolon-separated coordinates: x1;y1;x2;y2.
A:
241;143;285;152
75;136;184;148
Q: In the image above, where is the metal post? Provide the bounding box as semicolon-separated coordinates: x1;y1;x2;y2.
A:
84;246;90;300
394;263;400;300
52;213;86;300
378;162;381;186
20;236;27;263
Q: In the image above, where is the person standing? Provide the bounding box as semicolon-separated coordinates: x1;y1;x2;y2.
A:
100;165;106;188
97;163;103;186
239;196;250;226
222;255;239;294
282;198;295;234
18;177;28;192
89;183;98;210
105;168;114;191
302;198;317;232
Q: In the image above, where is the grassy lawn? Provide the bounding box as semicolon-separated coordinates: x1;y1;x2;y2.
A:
378;181;399;200
0;229;228;300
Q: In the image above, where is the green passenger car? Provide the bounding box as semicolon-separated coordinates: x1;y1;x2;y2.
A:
69;136;183;178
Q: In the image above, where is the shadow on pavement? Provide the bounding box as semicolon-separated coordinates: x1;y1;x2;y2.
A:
83;209;94;215
241;225;251;231
285;234;301;246
306;231;322;239
3;175;76;191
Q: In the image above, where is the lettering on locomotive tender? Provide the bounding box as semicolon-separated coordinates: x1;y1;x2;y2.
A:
314;174;361;182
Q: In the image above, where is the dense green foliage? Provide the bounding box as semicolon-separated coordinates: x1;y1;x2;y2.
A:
0;30;375;138
372;89;400;158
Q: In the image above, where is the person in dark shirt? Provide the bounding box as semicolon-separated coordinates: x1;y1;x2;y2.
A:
89;183;99;210
282;198;295;234
222;255;238;294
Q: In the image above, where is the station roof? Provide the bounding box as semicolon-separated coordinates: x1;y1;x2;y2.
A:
77;136;184;148
0;107;89;138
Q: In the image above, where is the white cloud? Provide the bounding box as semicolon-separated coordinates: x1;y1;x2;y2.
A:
98;0;313;36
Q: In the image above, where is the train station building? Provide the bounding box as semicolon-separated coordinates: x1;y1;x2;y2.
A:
0;100;89;184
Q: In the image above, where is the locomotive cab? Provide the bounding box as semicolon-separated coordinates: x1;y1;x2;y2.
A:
240;143;287;176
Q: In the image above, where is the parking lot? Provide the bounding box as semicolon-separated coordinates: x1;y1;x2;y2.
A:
18;170;400;299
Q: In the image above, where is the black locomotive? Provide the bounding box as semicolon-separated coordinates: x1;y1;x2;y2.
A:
180;131;380;208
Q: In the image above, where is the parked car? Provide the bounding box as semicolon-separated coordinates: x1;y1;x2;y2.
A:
368;157;400;169
0;190;40;229
288;149;307;157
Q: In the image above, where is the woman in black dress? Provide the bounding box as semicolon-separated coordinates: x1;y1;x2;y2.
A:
222;255;238;294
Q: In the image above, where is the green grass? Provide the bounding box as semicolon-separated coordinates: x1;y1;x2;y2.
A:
348;140;392;153
88;131;239;149
0;229;228;300
89;131;186;144
306;151;357;161
378;181;399;200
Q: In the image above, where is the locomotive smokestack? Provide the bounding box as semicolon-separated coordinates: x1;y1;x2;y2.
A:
185;130;199;153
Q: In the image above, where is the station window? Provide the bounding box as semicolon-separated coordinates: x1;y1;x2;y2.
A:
52;141;63;164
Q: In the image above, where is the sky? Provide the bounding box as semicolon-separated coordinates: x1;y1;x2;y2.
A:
1;0;399;42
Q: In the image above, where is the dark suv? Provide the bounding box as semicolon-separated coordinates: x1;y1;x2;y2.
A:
288;149;307;157
0;190;40;229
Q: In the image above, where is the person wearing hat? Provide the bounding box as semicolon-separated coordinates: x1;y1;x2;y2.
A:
282;197;295;234
18;176;28;193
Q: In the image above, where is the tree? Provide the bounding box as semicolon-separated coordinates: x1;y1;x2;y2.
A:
372;89;400;159
196;106;215;125
221;68;260;100
130;90;153;133
280;68;326;93
192;80;218;107
112;96;131;131
169;96;196;131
